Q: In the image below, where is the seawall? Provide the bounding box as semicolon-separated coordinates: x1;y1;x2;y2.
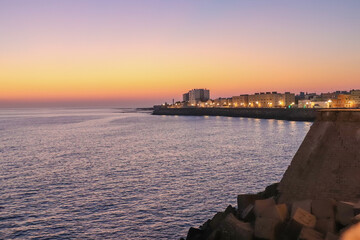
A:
278;109;360;202
153;107;318;121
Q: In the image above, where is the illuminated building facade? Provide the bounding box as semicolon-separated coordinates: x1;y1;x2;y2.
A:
299;90;360;108
231;95;249;107
247;92;295;108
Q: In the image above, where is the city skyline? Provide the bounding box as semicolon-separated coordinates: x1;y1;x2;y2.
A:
1;0;360;107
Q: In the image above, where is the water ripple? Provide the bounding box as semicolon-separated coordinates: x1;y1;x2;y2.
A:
0;109;311;239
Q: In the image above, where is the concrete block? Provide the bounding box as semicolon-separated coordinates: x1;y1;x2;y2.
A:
336;201;355;226
353;201;360;215
219;213;253;240
283;219;303;239
261;183;279;198
277;204;289;222
312;199;335;219
254;197;276;217
325;232;338;240
254;217;281;240
293;208;317;228
224;205;236;216
299;227;324;240
291;199;312;217
186;227;203;240
261;204;288;222
237;194;260;212
241;204;255;222
209;212;226;230
351;213;360;224
315;218;336;235
206;230;221;240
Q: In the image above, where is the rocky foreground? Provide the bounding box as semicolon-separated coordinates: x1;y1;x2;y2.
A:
183;183;360;240
182;110;360;240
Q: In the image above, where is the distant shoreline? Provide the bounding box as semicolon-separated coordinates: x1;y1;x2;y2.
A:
152;107;318;122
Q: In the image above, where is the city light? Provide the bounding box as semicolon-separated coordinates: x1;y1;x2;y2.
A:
165;89;359;109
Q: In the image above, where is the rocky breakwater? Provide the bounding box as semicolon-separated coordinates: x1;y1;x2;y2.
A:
184;109;360;240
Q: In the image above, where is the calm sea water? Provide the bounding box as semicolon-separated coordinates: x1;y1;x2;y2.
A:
0;108;312;239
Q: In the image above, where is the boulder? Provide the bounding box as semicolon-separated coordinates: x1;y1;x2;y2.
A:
261;204;288;222
315;218;336;235
217;213;253;240
282;220;303;239
254;217;281;240
353;201;360;215
291;199;312;217
259;183;279;199
210;212;227;230
254;197;276;217
237;194;260;212
336;201;355;226
299;227;324;240
186;227;203;240
292;208;317;228
351;213;360;224
325;232;339;240
240;204;255;222
224;205;237;216
312;199;335;219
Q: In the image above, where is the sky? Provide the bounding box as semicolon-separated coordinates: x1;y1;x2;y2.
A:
1;0;360;107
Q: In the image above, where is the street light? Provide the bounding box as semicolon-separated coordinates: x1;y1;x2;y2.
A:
327;99;332;108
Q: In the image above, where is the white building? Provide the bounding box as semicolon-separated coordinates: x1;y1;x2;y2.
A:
183;89;210;105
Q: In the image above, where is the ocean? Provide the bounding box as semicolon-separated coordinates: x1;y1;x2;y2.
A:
0;108;312;239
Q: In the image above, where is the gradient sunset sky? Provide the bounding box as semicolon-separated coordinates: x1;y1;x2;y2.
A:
1;0;360;107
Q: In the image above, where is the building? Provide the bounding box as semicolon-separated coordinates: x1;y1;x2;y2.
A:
350;89;360;108
299;90;360;108
231;94;249;107
189;89;210;102
183;93;189;102
247;92;295;108
298;99;332;108
182;88;210;105
197;99;214;107
213;97;230;107
176;89;358;109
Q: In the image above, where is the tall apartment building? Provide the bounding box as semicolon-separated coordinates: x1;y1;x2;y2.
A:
183;93;189;102
183;89;210;104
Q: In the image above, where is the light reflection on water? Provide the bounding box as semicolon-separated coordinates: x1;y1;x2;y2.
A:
0;109;312;239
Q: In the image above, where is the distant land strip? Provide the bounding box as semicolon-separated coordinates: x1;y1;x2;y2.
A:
152;107;318;122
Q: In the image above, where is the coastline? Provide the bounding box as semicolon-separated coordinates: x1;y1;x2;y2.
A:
152;107;318;122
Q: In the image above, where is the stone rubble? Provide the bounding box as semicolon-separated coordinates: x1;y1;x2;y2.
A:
183;183;360;240
182;110;360;240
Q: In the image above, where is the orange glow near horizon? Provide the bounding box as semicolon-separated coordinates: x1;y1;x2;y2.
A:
2;47;359;103
1;1;360;107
